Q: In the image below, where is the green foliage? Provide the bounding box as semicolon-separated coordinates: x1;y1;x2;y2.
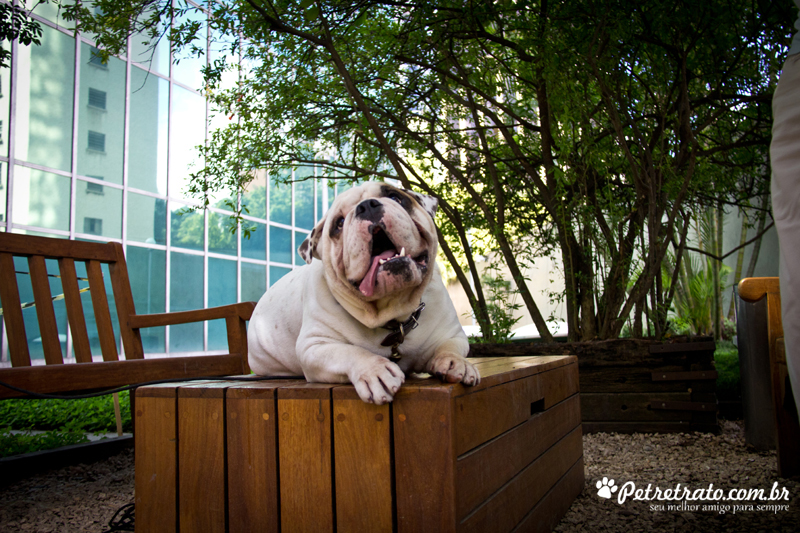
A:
470;267;522;344
0;2;43;67
0;391;133;433
0;428;89;458
714;340;740;401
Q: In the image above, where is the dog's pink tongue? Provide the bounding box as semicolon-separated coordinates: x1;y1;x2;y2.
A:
359;249;397;297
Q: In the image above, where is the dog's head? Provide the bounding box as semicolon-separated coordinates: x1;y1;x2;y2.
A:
298;183;438;327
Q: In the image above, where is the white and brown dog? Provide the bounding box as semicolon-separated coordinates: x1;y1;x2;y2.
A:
247;182;480;404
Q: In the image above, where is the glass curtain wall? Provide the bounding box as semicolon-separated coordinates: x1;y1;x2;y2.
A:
0;2;344;361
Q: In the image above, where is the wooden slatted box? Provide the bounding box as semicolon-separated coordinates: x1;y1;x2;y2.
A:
134;355;582;533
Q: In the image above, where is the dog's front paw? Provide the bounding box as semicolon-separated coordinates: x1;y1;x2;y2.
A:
428;353;481;386
350;358;405;405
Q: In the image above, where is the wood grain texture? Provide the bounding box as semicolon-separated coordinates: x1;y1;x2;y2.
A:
58;258;93;363
278;386;335;533
0;252;31;367
134;387;179;533
27;255;63;364
108;243;144;360
333;387;393;533
226;383;281;533
738;277;779;302
458;427;583;533
580;392;692;422
508;457;585;533
178;384;228;533
773;337;800;477
0;232;118;261
456;394;581;519
86;260;119;361
394;388;457;533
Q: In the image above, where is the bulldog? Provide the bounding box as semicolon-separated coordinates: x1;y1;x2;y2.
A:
247;182;480;404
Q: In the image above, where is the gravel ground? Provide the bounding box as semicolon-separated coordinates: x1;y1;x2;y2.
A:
1;420;798;532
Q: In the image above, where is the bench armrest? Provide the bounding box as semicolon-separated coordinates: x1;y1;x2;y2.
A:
128;301;256;329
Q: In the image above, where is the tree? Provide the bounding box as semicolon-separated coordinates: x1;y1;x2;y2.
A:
58;0;794;340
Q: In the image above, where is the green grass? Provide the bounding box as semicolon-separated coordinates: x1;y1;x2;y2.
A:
714;340;741;400
0;391;132;457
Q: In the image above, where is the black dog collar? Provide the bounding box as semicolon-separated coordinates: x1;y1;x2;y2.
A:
380;302;425;362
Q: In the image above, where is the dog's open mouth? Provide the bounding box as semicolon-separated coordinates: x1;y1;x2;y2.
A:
358;227;429;297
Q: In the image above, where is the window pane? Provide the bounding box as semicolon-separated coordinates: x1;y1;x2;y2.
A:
12;166;71;231
76;179;122;238
129;67;168;195
208;211;237;256
127;192;167;244
269;225;291;265
269;266;290;287
77;43;125;184
172;8;207;90
127;246;166;352
241;221;266;260
242;172;266;220
26;0;72;26
170;86;205;197
295;231;309;265
169;251;203;352
294;167;314;230
130;11;170;76
269;170;291;225
170;204;204;251
74;260;121;357
0;163;6;224
208;257;236;350
0;41;9;157
241;262;266;303
15;25;74;172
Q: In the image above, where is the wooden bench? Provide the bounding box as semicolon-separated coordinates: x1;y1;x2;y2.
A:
738;277;800;477
134;355;583;533
0;232;253;401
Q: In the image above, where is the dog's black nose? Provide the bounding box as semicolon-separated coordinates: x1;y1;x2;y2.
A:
355;199;384;222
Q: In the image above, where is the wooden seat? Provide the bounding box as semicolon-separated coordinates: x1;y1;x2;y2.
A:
738;277;800;477
0;232;254;400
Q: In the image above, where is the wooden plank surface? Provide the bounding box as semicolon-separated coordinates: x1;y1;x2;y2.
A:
86;260;119;361
278;385;335;533
458;427;583;533
178;384;228;533
394;388;457;533
456;393;581;519
738;276;779;302
134;385;179;533
581;392;692;421
509;457;585;533
58;258;93;363
333;387;393;533
0;232;118;261
27;255;63;364
108;243;144;360
226;383;282;533
0;252;31;367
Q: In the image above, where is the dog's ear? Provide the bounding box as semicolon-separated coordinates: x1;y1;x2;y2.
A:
298;218;325;264
405;190;438;219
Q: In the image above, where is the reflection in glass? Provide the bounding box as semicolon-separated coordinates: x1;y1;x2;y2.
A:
269;170;292;225
12;166;71;231
127;246;166;352
294;167;315;230
169;251;203;352
241;221;266;260
269;266;291;287
242;170;267;220
208;257;236;350
12;257;69;359
0;41;9;157
172;8;207;91
75;261;121;357
241;262;266;303
129;67;168;194
208;211;237;256
170;204;204;251
76;179;122;238
169;86;206;197
127;192;167;244
130;10;170;76
15;25;74;172
269;225;292;265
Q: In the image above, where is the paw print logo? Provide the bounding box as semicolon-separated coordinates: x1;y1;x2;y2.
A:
596;477;618;499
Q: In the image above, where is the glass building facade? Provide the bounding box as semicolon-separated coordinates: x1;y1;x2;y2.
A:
0;2;345;361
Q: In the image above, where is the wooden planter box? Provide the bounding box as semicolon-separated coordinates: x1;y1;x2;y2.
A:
470;337;718;434
134;356;582;533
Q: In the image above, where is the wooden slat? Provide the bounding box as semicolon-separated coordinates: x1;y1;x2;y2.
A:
108;243;144;360
134;385;179;533
226;312;251;374
0;232;118;261
0;252;31;367
581;392;691;421
179;384;228;533
394;388;457;533
58;258;93;363
458;428;583;533
86;260;119;361
226;383;282;533
27;255;63;364
509;457;585;533
773;337;800;477
0;354;244;399
333;387;393;533
456;394;581;519
738;276;779;302
278;385;335;533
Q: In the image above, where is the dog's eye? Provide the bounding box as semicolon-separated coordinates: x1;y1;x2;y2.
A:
336;217;345;229
388;192;403;204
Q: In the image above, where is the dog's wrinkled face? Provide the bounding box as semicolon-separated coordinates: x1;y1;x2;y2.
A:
299;183;438;306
